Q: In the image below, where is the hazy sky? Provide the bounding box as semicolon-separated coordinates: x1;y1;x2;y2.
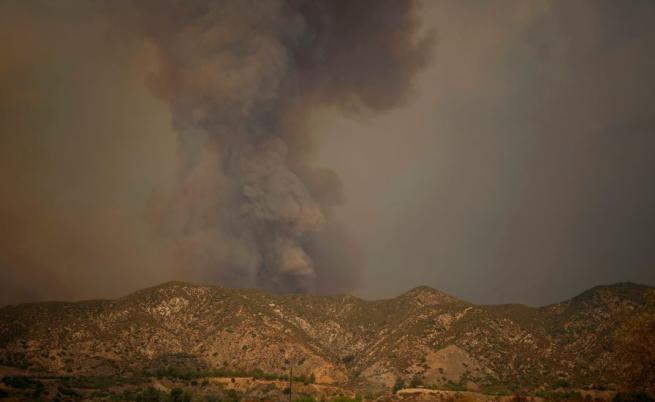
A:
1;0;654;306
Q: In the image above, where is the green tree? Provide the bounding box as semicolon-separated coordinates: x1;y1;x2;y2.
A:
136;387;164;402
410;375;423;388
393;378;405;393
292;397;316;402
169;388;191;402
170;388;183;401
612;392;654;402
224;389;240;402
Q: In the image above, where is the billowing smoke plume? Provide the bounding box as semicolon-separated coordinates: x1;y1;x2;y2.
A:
139;0;432;292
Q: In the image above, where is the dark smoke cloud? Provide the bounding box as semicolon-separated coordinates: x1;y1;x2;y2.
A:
138;0;432;292
8;1;651;307
322;0;655;305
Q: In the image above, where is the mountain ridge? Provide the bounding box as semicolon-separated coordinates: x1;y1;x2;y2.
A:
0;281;651;393
3;280;646;309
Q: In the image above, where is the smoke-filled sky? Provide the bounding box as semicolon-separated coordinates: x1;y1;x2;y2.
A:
1;0;654;306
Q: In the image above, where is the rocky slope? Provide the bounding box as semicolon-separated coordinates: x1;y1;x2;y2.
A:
0;282;650;392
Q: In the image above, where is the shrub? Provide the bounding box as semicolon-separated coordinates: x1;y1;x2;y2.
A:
57;385;80;397
2;376;42;389
612;392;654;402
393;378;405;393
443;380;466;391
555;379;571;388
60;375;117;389
169;388;192;402
224;389;240;402
510;394;529;402
137;386;166;402
293;396;317;402
536;390;583;401
170;388;183;401
329;397;362;402
410;375;423;388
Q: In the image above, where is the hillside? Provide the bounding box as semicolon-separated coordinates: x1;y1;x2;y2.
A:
0;281;651;397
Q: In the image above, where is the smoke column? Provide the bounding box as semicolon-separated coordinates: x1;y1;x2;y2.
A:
138;0;432;293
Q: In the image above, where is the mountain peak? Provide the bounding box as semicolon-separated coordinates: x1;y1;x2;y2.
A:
400;285;461;305
571;281;651;304
117;281;225;305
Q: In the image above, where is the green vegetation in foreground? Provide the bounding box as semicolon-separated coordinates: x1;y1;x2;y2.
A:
110;387;362;402
292;397;361;402
2;374;146;389
612;392;655;402
1;376;45;398
4;374;654;402
2;375;44;389
535;390;584;400
392;378;404;393
148;366;315;384
109;387;200;402
105;386;245;402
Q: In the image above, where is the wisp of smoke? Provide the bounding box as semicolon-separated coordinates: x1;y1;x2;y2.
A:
138;0;432;293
